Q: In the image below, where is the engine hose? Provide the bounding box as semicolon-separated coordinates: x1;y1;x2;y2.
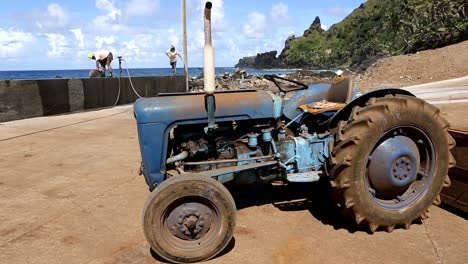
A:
270;138;278;154
285;111;306;128
166;151;189;164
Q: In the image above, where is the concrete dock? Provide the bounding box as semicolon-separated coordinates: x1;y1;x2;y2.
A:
0;105;467;264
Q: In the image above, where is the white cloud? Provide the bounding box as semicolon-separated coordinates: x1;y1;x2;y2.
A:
47;3;68;23
270;2;289;22
45;33;69;58
321;24;328;31
242;12;267;38
96;0;120;18
93;0;123;32
126;0;160;17
70;28;85;49
326;5;346;17
242;3;292;40
228;38;240;58
167;28;180;49
122;40;140;57
194;0;228;32
118;34;157;62
95;35;116;50
208;0;227;32
35;3;70;31
154;34;163;50
135;34;155;50
185;29;204;66
192;30;204;50
0;29;36;59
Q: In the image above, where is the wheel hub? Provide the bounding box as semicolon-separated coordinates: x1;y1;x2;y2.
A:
368;135;420;199
392;156;413;181
167;202;213;240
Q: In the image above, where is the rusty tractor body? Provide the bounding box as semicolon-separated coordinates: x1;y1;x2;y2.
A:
442;129;468;212
133;2;455;263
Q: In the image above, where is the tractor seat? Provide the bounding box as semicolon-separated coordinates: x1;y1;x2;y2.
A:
298;76;354;115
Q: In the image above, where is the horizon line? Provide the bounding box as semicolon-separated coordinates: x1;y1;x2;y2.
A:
0;66;242;72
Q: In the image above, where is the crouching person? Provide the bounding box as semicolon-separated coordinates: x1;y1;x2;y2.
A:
88;50;113;77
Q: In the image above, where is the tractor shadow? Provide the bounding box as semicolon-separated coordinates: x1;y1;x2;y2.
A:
439;203;468;220
150;238;236;263
228;180;371;234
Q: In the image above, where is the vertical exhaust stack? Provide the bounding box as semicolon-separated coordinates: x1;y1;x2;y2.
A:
204;1;217;133
204;1;215;95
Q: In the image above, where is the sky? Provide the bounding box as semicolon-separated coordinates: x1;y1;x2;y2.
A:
0;0;364;70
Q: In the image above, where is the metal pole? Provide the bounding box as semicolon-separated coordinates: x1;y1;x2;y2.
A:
118;56;122;77
182;0;189;91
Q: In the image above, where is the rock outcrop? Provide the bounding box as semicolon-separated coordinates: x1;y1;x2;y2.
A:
303;16;324;37
235;50;282;69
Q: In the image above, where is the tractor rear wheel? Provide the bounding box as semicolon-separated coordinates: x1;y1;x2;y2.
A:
143;175;236;263
329;95;455;232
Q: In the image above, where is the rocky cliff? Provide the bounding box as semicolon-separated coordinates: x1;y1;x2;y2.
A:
235;51;282;69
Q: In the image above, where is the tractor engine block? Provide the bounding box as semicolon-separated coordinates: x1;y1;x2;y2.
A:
176;125;332;183
276;127;332;174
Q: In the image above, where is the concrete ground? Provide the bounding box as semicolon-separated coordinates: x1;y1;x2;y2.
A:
0;105;467;264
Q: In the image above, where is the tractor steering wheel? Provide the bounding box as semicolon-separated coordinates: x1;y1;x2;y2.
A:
263;74;309;93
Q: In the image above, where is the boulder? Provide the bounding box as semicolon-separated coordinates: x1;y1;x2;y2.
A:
89;69;104;78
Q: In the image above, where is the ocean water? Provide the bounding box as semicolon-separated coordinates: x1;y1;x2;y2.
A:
0;67;301;80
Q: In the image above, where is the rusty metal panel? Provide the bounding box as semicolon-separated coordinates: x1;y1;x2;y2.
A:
441;129;468;212
134;90;276;125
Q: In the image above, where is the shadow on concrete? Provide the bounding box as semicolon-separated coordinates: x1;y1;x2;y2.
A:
228;180;425;234
149;237;236;263
215;237;236;259
149;249;167;263
440;203;468;220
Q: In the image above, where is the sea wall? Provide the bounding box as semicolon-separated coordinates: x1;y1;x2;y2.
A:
0;76;185;122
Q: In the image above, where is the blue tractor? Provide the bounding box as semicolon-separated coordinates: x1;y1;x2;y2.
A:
133;2;455;263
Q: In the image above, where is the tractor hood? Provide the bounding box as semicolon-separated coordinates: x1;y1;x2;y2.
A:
134;89;282;125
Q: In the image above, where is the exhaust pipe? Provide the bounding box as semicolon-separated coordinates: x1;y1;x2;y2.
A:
203;1;217;133
203;1;215;95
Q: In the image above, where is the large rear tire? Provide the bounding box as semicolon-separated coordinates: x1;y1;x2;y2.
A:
329;95;455;232
143;175;236;263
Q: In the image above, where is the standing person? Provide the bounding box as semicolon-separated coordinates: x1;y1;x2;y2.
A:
88;50;113;77
166;45;182;75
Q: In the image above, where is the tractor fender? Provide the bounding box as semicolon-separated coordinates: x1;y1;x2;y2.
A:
328;88;415;129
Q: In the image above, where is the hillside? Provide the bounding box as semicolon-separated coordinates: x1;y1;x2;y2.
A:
236;0;468;70
355;40;468;91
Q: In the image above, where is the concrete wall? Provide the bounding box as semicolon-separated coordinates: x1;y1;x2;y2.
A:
0;76;185;122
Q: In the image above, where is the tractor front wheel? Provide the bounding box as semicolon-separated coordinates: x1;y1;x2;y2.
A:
143;175;236;263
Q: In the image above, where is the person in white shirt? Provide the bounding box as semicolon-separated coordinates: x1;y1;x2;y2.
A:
88;50;114;77
166;45;182;74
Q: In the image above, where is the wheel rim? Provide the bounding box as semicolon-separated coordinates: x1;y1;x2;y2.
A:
161;196;221;251
365;126;436;210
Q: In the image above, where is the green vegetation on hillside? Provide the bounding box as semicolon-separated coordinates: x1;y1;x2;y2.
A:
289;0;467;69
237;0;468;70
